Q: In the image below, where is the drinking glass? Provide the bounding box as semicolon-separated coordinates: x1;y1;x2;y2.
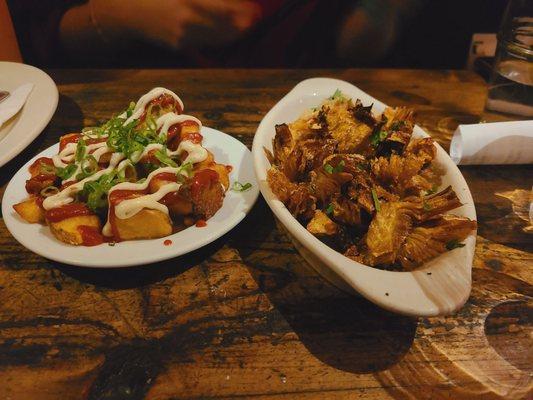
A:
485;0;533;117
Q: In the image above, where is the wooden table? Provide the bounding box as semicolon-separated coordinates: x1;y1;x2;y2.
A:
0;69;531;400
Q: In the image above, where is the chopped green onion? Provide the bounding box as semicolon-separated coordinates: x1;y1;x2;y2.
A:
118;161;137;181
40;162;55;174
154;148;178;167
40;186;59;197
75;139;87;163
81;155;98;175
426;184;439;195
78;171;125;211
370;130;388;146
126;102;135;117
371;188;381;212
332;160;345;173
232;181;252;192
446;239;466;250
325;203;334;215
56;164;77;180
329;89;345;100
323;161;345;174
390;121;406;130
177;162;193;177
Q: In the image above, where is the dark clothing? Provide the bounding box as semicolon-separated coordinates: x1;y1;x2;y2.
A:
7;0;352;68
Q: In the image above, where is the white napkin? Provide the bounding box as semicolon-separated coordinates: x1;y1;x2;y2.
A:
450;120;533;165
0;83;34;130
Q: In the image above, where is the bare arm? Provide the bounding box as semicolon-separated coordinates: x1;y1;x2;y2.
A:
60;0;260;59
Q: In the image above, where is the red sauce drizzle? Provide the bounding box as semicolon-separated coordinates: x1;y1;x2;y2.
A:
60;181;77;190
166;121;201;150
59;134;105;151
139;94;181;123
191;169;219;197
166;124;181;147
35;196;44;207
195;219;207;227
149;173;178;198
59;134;81;151
153;172;178;182
29;157;55;175
45;203;92;223
163;239;172;246
183;130;203;144
86;137;107;146
78;225;104;246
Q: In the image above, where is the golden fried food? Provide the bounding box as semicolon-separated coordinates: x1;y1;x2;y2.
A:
112;209;172;241
49;215;101;245
266;90;476;270
13;197;45;223
13;87;231;246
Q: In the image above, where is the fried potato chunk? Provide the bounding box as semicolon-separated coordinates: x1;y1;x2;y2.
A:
307;210;338;235
114;209;172;240
13;197;45;223
49;215;101;245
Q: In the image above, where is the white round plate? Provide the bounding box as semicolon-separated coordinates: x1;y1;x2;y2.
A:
2;127;259;267
0;62;58;167
252;78;477;317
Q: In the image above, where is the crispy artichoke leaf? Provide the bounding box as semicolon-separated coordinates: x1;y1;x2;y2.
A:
330;197;362;227
397;215;477;269
324;98;373;153
364;186;464;265
267;167;316;220
365;200;418;265
309;167;352;206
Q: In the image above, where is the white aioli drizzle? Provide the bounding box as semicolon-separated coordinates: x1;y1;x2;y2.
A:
52;141;109;168
123;88;184;125
102;166;188;236
45;87;211;238
176;140;207;164
156;113;202;137
43;153;127;210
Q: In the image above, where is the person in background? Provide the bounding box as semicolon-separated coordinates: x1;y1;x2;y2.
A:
8;0;423;68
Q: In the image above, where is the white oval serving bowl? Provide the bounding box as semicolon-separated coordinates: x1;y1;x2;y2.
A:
252;78;477;317
3;126;259;268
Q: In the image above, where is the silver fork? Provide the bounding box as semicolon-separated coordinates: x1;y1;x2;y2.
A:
0;91;9;104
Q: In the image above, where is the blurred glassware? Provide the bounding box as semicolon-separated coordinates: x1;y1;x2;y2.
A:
485;0;533;117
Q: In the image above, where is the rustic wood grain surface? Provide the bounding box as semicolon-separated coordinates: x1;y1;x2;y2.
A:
0;69;531;400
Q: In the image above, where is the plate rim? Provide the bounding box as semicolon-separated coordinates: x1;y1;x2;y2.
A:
2;126;259;268
0;62;59;167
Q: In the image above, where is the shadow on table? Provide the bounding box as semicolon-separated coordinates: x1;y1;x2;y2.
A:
55;232;226;289
233;199;418;374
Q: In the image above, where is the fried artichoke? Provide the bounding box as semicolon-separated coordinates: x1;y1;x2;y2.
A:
266;90;476;270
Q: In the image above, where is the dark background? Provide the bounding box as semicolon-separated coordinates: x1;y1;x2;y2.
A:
8;0;508;69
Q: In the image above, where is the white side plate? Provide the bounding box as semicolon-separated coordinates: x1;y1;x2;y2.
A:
0;62;58;167
252;78;477;317
3;127;259;267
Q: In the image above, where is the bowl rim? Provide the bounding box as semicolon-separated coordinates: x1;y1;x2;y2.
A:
252;77;477;317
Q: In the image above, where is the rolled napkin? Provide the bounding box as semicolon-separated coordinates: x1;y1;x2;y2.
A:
450;120;533;165
0;83;34;130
